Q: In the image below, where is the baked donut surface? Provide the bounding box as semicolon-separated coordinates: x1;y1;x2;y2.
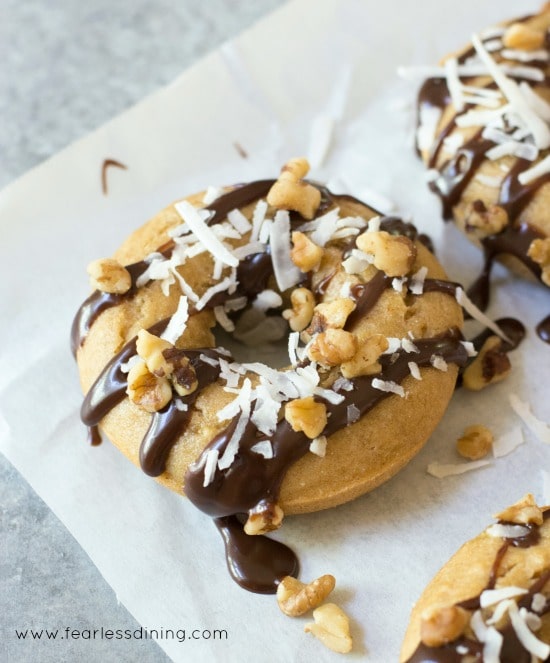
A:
73;160;467;528
416;6;550;301
400;495;550;663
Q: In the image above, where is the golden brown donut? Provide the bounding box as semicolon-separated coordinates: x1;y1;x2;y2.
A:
415;6;550;302
401;494;550;662
72;159;466;557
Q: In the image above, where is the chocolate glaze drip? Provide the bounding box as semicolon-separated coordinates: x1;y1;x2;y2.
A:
347;272;391;329
537;314;550;344
406;510;550;662
101;158;127;196
469;318;526;353
184;332;469;519
215;516;298;594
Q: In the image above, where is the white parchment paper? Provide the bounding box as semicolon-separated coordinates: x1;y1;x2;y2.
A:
1;0;550;661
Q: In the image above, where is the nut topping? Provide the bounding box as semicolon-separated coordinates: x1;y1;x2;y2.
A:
304;603;353;654
462;336;511;391
503;23;545;51
465;201;508;239
282;287;316;332
341;334;389;379
420;604;470;648
494;493;544;526
267;158;321;220
291;231;324;272
356;230;416;277
284;397;327;439
244;500;284;535
87;258;131;294
277;574;336;617
456;424;494;460
308;329;357;366
126;360;172;412
528;237;550;286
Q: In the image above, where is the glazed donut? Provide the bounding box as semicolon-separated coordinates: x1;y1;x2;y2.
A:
400;494;550;663
415;6;550;308
72;159;467;590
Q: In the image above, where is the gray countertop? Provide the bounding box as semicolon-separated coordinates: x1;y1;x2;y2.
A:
1;2;283;661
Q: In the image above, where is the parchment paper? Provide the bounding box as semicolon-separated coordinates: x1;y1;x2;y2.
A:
1;0;549;661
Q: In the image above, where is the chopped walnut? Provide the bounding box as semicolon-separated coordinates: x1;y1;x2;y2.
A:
309;299;356;332
456;424;494;460
136;329;173;376
420;605;470;648
282;287;316;332
528;237;550;287
244;500;284;535
355;230;416;277
464;201;508;239
503;23;545;51
291;231;324;272
462;336;511;391
305;603;353;654
341;334;389;379
267;158;321;220
126;360;172;412
308;329;357;366
162;348;198;396
494;493;544;526
277;574;336;617
87;258;131;294
285;397;327;439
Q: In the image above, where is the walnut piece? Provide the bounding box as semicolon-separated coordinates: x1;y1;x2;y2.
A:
304;603;353;654
136;329;173;376
126;360;172;412
456;424;494;460
528;237;550;287
503;23;545;51
244;500;284;535
87;258;131;294
291;231;324;272
465;201;508;239
420;604;470;648
285;397;327;439
267;157;321;220
355;230;416;277
494;493;544;526
162;348;198;396
277;574;336;617
310;299;356;332
308;329;357;366
282;287;315;332
462;336;511;391
341;334;389;378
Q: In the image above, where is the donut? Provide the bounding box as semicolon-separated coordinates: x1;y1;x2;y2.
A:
415;6;550;308
72;158;467;592
400;494;550;663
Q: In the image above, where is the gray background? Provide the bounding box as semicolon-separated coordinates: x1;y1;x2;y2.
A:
1;1;284;661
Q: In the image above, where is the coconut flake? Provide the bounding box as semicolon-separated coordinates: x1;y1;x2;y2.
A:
198;353;220;368
347;404;360;424
445;57;465;112
269;210;302;291
501;48;549;63
481;627;503;663
309;436;327;457
443;132;465;155
250;200;268;242
174;400;188;412
518;154;550;185
455;287;512;343
409;266;428;295
217;378;252;470
460;340;477;357
227;208;252;234
371;378;406;398
508;601;550;660
492;426;524;458
486;141;538;161
402;338;420;354
175;200;239;267
427;459;491;478
480;586;528;608
202;186;224;206
195;275;235;311
392;277;407;293
314;387;345;405
417;105;442;152
120;354;141;374
161;296;189;344
475;173;502;188
333;377;354;392
509;394;550;443
383;338;402;355
232;241;266;260
250;440;273;459
288;332;300;367
430;355;448;372
254;289;283;312
532;593;547;614
214;306;235;332
203;449;219;487
408;362;422;380
486;523;531;539
519;82;550;122
171;268;199;303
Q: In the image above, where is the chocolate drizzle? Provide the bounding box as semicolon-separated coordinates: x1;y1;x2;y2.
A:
417;32;550;309
406;510;550;662
537;314;550;344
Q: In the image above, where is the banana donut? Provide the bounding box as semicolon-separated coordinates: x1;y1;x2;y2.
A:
401;494;550;663
415;6;550;307
72;159;467;591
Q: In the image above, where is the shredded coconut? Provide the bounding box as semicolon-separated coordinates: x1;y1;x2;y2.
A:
427;459;491;478
250;440;273;459
480;586;528;608
409;266;428;295
430;355;448;372
202;186;224;206
269;211;302;291
347;404;360;424
486;523;530;539
203;449;219;487
455;287;512;343
161;296;189;344
508;601;550;660
309;436;327;457
371;378;405;398
509;393;550;444
518;154;550;185
408;361;422;380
